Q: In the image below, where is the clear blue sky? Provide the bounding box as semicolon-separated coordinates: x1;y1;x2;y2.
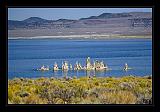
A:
8;8;152;21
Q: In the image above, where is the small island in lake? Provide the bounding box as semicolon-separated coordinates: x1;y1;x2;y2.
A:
36;57;131;72
36;57;110;71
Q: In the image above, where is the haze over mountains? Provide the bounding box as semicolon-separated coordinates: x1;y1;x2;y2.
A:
8;12;152;38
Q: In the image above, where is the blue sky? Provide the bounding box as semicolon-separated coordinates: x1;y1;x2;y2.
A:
8;8;152;21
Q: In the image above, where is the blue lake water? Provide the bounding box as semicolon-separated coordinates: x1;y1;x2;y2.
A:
8;38;152;79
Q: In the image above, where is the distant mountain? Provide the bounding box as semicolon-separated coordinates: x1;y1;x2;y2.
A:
80;13;132;20
80;12;151;20
23;17;49;23
8;12;152;30
8;20;28;30
55;19;77;23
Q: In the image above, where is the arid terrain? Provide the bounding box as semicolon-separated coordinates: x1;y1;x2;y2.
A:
8;12;152;39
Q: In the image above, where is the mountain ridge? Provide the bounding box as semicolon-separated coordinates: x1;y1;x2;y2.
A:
8;12;151;30
8;12;152;38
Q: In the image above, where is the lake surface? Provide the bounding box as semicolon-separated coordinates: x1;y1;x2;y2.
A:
8;38;152;79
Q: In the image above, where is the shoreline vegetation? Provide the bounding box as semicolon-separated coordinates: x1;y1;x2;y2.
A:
8;34;152;40
8;75;152;104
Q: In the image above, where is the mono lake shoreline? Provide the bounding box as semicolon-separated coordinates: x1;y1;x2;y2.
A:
8;34;152;40
9;75;152;80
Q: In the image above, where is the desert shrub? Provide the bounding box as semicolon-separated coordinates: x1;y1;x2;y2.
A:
79;97;101;104
119;82;133;90
21;94;46;104
11;96;21;104
99;90;137;104
8;88;14;101
8;76;152;104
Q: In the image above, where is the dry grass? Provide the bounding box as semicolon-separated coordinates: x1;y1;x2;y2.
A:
8;75;152;104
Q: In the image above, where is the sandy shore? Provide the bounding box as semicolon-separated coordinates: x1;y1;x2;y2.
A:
8;34;152;39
